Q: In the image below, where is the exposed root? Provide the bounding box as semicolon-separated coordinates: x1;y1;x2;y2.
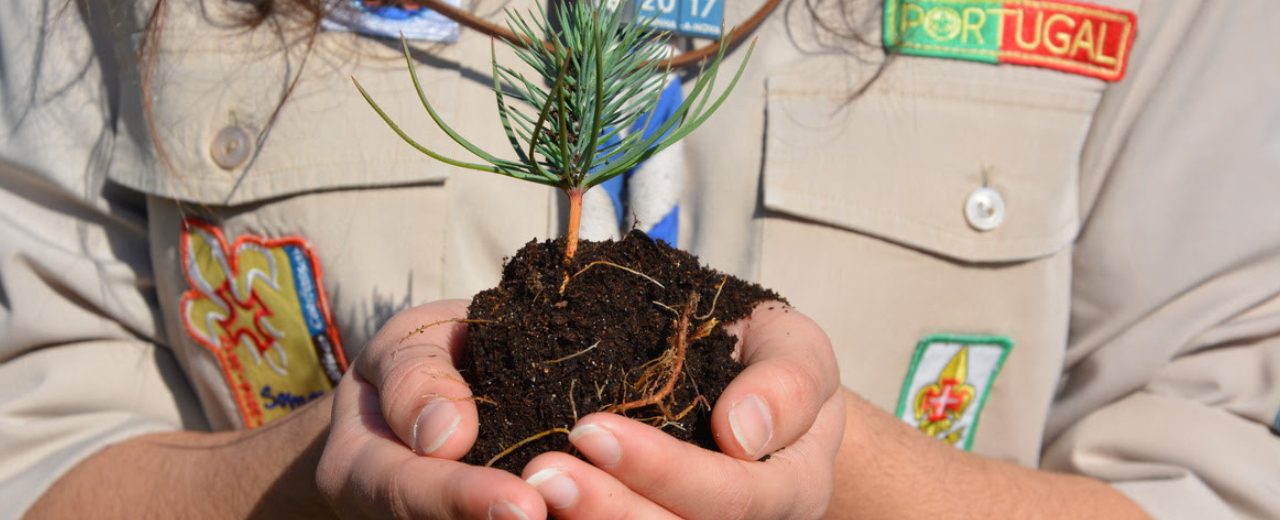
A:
420;367;471;387
696;275;729;320
608;291;699;417
535;341;601;369
674;395;710;421
605;289;723;425
400;318;494;344
641;395;710;428
686;368;703;402
486;427;572;468
692;318;718;341
628;350;674;397
569;380;579;422
652;300;680;314
559;261;665;294
419;393;497;406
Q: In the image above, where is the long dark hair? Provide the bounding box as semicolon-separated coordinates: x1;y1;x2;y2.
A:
138;0;327;176
797;0;891;99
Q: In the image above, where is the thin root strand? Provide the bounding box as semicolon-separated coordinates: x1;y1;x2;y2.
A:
486;427;572;467
420;367;471;387
696;275;729;320
400;318;494;343
560;261;665;294
419;393;498;406
608;291;699;416
535;341;601;369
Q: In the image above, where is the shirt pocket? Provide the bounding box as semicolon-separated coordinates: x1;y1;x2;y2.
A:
107;26;463;206
762;57;1105;262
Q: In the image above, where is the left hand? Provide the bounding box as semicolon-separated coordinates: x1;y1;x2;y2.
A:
317;300;546;520
520;303;845;519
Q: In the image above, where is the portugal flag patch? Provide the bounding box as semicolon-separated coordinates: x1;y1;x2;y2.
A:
884;0;1137;81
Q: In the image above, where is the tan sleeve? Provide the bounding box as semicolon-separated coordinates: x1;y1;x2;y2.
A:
0;341;205;518
1046;2;1280;518
1047;339;1280;520
0;153;209;518
0;161;208;518
0;163;209;520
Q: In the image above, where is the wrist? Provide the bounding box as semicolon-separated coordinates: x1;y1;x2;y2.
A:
25;395;339;520
213;394;340;520
825;388;1151;520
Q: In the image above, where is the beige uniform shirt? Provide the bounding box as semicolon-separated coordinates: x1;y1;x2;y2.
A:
2;0;1278;518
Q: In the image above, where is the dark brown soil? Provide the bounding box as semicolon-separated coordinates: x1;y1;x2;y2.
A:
460;231;782;473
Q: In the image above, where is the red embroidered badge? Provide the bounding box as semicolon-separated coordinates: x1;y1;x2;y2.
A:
180;219;347;428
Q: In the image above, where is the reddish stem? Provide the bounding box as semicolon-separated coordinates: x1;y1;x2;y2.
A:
564;188;584;264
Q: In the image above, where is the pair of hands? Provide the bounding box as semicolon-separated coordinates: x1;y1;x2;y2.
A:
316;300;844;519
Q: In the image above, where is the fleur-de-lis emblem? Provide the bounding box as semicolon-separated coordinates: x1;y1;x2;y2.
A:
913;347;976;444
180;219;346;427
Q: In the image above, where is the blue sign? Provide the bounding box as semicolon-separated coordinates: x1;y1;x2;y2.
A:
678;0;723;38
630;0;721;38
635;0;680;33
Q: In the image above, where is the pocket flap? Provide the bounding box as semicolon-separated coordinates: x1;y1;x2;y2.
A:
763;58;1102;262
107;13;464;205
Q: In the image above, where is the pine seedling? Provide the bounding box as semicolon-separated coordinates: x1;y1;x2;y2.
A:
355;0;753;263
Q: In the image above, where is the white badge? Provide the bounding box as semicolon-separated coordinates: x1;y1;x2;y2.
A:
323;0;462;43
896;335;1013;450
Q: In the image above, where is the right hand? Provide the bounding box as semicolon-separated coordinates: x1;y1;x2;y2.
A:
316;300;546;519
520;302;845;519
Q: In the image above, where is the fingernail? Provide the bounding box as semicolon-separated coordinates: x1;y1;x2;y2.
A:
729;394;774;459
568;423;622;468
526;468;579;510
413;399;460;455
487;500;532;520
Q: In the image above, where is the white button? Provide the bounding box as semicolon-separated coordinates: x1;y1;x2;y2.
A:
964;186;1005;231
210;126;252;169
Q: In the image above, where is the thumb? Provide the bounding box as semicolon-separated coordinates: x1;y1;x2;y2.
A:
355;299;480;459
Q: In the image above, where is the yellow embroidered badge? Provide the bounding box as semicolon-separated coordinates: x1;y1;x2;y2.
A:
180;219;347;428
896;335;1012;449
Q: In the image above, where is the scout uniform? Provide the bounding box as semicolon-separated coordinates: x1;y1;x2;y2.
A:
1;0;1277;518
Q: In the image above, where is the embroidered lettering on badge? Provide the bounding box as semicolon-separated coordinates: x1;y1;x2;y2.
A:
896;334;1012;450
883;0;1137;81
180;219;348;428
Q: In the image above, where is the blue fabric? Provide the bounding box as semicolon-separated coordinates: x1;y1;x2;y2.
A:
584;56;684;246
645;203;680;247
620;74;683;246
630;76;685;141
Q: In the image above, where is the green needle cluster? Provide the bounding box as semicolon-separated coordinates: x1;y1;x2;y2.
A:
354;0;753;193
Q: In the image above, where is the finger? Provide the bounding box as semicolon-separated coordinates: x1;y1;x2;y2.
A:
521;452;676;520
716;302;841;460
355;299;478;459
567;393;845;520
320;369;546;520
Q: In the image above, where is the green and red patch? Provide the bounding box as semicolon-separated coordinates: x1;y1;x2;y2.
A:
884;0;1137;81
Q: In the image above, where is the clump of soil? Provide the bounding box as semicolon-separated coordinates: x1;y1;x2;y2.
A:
461;231;782;473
